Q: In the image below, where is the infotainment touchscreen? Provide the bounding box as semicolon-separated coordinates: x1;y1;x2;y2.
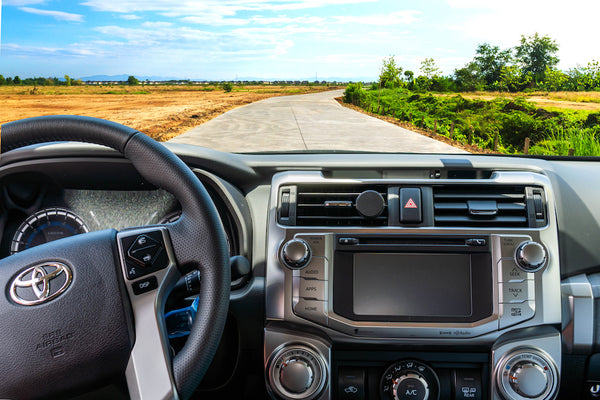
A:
352;253;472;317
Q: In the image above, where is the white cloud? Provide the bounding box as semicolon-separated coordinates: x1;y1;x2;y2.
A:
141;21;173;28
2;43;94;56
120;14;142;20
19;7;84;22
3;0;45;5
181;15;249;26
81;0;375;14
333;11;421;26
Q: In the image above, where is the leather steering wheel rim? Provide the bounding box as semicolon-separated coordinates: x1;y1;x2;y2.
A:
0;115;230;400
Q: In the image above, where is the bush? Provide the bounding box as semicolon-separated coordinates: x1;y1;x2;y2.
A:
343;83;366;104
222;82;233;92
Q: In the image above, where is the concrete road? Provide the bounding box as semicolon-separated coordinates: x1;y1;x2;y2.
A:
170;89;466;153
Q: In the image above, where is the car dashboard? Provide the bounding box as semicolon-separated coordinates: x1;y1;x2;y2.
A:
1;142;600;400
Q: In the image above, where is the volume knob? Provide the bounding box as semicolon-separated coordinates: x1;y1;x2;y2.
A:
282;239;311;269
515;241;547;272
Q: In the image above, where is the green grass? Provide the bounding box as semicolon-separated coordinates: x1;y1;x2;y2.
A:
344;85;600;156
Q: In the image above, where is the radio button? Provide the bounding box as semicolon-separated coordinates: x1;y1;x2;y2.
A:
300;257;328;281
294;277;327;300
499;236;531;259
499;281;535;303
499;301;535;329
500;259;534;282
296;234;326;257
293;298;328;325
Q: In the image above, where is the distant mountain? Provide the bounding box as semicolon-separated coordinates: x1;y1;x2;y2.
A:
78;74;377;83
78;74;184;81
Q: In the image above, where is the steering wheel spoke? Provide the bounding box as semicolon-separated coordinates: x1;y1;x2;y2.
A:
116;226;181;400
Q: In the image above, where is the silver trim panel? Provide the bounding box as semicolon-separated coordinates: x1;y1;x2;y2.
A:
266;171;561;343
117;227;180;400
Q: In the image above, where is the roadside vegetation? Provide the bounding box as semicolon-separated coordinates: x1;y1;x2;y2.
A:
344;33;600;156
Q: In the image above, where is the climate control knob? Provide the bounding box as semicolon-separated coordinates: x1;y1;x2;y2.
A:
380;360;439;400
515;241;547;272
496;349;558;400
281;238;311;269
509;362;548;398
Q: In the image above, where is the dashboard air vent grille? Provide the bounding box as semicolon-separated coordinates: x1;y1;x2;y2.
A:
295;184;388;226
433;185;528;227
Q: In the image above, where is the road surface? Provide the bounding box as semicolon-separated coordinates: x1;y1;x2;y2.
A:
170;89;466;153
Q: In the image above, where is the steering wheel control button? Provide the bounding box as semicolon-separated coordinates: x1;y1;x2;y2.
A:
515;241;547;272
128;234;161;266
499;301;535;329
294;277;327;301
499;280;535;303
497;350;558;400
299;257;328;280
338;367;366;400
453;369;482;400
120;230;170;280
293;298;328;325
500;259;534;282
282;238;312;269
268;346;327;400
400;188;422;224
132;276;158;295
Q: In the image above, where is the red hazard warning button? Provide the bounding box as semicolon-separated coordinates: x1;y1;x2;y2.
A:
400;188;422;223
404;198;418;209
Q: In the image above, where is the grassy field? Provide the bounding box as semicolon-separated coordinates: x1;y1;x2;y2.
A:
1;84;342;141
345;85;600;156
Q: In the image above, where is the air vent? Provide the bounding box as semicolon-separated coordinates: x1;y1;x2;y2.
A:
433;185;528;227
294;184;388;226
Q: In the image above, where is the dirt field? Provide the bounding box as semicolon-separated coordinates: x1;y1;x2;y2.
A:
0;85;342;141
443;91;600;111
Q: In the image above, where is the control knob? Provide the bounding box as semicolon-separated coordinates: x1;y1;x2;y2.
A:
509;362;548;398
281;238;311;269
515;241;547;272
380;360;439;400
268;346;327;400
496;349;558;400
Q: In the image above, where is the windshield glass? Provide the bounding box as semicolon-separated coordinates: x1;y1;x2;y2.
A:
1;0;599;156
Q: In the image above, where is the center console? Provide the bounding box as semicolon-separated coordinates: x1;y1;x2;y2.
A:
264;171;561;400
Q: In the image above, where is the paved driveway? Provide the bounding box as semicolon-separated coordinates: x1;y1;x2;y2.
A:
170;89;466;153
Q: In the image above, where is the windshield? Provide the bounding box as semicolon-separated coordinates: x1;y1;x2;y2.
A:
1;0;599;156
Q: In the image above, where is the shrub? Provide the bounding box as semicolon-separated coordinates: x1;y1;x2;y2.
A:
222;82;233;92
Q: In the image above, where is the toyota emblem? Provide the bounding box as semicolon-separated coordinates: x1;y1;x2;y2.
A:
9;263;73;306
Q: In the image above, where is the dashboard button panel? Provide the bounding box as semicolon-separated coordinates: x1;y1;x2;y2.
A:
499;280;535;303
293;298;328;325
500;259;534;282
299;256;328;280
499;301;535;329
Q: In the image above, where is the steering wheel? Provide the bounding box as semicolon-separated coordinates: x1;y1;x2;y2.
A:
0;116;230;400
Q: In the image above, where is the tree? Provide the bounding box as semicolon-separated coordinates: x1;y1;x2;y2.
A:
222;82;233;92
127;75;139;85
0;75;5;85
515;33;559;84
473;43;512;86
420;58;440;79
454;62;485;91
64;74;72;86
404;70;414;82
495;65;532;92
379;55;402;88
13;75;21;85
6;77;13;85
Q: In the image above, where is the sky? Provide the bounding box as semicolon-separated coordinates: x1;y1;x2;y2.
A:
1;0;599;81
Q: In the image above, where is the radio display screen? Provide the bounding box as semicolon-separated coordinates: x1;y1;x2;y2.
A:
352;253;472;317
